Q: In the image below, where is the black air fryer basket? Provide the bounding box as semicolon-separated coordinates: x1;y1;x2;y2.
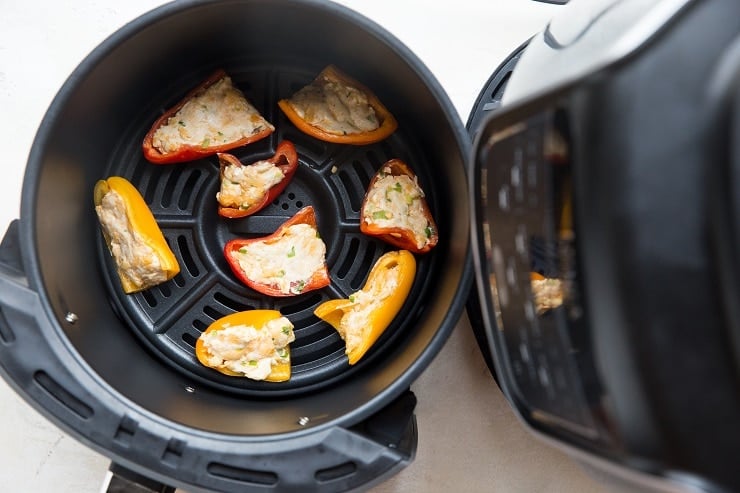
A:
0;1;472;491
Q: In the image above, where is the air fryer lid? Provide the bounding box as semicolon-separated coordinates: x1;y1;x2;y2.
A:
0;0;471;490
467;1;740;491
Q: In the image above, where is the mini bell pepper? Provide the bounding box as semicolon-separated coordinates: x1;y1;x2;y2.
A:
217;140;299;218
360;159;439;254
94;176;180;294
314;250;416;365
224;206;330;297
277;65;398;145
142;69;274;164
195;309;294;382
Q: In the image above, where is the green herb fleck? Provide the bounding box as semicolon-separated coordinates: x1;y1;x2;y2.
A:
372;210;391;220
287;246;296;258
282;326;292;335
178;120;186;127
425;226;434;238
238;247;248;254
291;280;306;294
248;360;258;366
201;137;210;148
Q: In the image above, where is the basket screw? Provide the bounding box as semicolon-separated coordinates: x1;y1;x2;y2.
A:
297;416;310;426
65;312;78;324
185;386;196;393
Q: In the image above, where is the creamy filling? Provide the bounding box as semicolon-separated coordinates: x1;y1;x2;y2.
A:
152;76;274;153
217;159;285;211
531;278;564;314
200;317;295;380
234;223;326;295
335;263;400;354
363;169;433;249
95;190;166;290
287;76;379;135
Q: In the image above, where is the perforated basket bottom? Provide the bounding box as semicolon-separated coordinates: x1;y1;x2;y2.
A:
98;64;438;397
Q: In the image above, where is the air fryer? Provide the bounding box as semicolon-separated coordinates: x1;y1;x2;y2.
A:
0;1;471;492
2;0;740;492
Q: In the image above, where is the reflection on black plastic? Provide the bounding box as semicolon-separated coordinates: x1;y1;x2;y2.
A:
480;106;602;439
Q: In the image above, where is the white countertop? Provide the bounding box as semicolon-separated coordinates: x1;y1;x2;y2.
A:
0;1;608;491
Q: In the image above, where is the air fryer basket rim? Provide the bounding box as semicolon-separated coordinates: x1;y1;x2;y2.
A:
8;0;471;450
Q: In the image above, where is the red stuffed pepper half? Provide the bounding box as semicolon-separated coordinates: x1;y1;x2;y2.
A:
216;140;299;218
360;159;439;254
224;206;330;297
142;69;274;164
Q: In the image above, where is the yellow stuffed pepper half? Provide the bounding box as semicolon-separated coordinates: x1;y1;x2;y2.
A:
94;176;180;294
195;310;294;382
314;250;416;365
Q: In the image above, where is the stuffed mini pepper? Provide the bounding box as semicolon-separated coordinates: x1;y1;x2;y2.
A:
314;250;415;365
224;206;330;297
143;69;274;164
196;310;295;382
278;65;397;145
216;140;298;218
360;159;438;254
94;176;180;294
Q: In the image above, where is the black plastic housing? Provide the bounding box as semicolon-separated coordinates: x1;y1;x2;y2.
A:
470;0;740;491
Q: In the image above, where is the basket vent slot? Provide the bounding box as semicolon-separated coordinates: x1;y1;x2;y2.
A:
142;290;158;308
213;292;255;313
177;235;200;278
182;332;198;348
203;304;226;322
178;169;203;210
280;292;323;316
158;283;172;298
161;170;180;208
277;191;305;210
337;164;365;212
335;238;360;279
33;371;93;420
351;244;379;289
144;166;165;204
